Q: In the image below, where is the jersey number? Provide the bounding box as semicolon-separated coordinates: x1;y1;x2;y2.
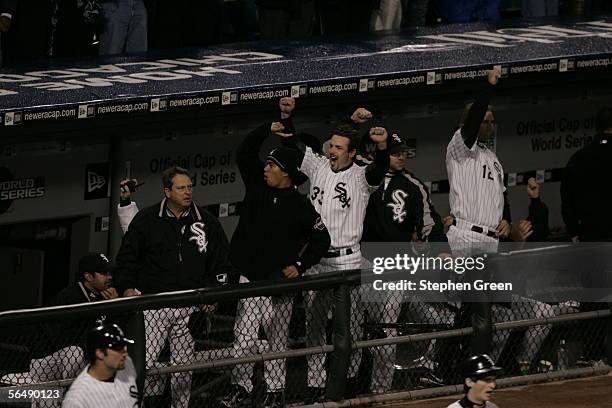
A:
482;165;494;181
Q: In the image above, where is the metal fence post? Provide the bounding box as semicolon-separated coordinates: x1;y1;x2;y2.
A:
127;310;146;405
325;283;351;401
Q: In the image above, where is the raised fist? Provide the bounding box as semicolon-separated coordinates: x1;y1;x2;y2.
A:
488;67;501;86
279;97;295;118
369;126;388;144
120;179;136;201
351;107;372;124
526;177;540;199
271;121;293;138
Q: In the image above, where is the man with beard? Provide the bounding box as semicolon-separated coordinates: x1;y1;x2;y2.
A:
62;323;138;408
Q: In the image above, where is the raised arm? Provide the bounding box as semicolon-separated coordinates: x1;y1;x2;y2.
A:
238;98;298;187
364;126;389;186
117;179;140;234
460;68;500;148
526;177;549;241
236;124;270;187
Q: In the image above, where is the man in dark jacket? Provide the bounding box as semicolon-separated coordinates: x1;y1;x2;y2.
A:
222;100;331;408
363;133;446;243
561;107;612;242
362;133;449;392
28;253;118;408
561;106;612;363
115;166;233;408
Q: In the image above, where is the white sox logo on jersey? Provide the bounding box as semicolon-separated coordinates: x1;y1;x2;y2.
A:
313;216;326;231
387;189;408;223
129;385;140;406
333;182;351;208
189;222;208;253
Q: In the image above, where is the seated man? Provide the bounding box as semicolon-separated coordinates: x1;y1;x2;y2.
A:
29;253;117;408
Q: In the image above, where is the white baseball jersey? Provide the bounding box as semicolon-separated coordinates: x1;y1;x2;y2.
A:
300;147;377;249
446;129;505;231
62;357;138;408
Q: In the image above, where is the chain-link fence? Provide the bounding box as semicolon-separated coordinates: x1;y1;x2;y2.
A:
0;258;610;408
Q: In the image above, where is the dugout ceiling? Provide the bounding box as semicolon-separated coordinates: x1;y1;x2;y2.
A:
1;16;612;256
0;16;611;134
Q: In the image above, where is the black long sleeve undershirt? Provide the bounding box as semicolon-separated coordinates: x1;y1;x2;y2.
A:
460;83;494;148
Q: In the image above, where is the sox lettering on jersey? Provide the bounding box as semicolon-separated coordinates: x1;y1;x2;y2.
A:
189;222;208;253
300;147;376;248
387;189;408;223
333;182;351;208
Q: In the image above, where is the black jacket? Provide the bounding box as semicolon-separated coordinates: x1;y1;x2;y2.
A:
363;170;447;243
561;133;612;241
31;283;105;358
115;200;233;294
231;123;331;281
50;282;103;306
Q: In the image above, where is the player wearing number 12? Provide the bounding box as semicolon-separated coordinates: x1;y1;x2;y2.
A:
445;68;511;358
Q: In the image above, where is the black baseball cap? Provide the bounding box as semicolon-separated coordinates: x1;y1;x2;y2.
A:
79;252;112;275
388;133;408;154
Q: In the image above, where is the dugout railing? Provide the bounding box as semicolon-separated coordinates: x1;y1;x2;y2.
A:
0;250;610;407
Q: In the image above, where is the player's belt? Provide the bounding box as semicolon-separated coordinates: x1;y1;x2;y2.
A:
324;245;359;258
452;219;497;238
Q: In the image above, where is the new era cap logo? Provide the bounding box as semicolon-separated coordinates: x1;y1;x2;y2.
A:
87;171;106;193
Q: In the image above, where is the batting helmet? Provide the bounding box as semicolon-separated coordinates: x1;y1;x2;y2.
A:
462;354;502;379
86;323;134;359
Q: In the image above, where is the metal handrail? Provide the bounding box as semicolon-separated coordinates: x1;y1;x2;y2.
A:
0;269;361;326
